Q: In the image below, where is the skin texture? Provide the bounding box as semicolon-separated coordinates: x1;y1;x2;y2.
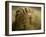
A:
12;7;41;31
